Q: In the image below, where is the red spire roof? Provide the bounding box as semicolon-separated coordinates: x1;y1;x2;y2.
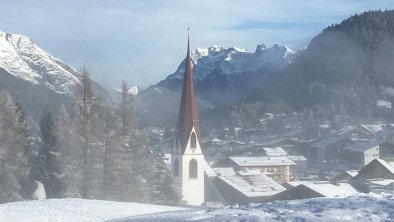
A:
176;36;202;154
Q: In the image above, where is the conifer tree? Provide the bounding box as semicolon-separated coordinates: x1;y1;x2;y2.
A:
57;104;82;197
35;107;63;198
76;68;99;198
151;159;179;205
0;91;29;203
14;97;31;198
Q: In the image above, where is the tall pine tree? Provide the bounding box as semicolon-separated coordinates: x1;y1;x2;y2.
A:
0;91;29;203
34;107;63;198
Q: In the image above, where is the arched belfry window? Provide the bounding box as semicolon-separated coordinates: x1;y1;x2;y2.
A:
190;132;197;148
174;158;179;177
189;159;198;179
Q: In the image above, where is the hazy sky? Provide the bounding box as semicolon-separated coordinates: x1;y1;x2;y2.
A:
0;0;393;89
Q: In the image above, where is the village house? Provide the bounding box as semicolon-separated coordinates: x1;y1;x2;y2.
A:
342;141;380;169
211;170;286;205
307;136;353;164
349;159;394;194
226;156;296;183
264;181;359;202
332;170;359;182
352;159;394;181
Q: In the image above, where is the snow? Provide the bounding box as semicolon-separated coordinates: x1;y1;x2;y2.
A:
0;31;81;95
287;155;308;162
229;156;296;167
368;179;394;186
345;170;359;177
287;181;359;197
128;86;139;96
115;85;139;96
213;167;236;176
31;180;46;200
263;147;287;156
377;99;391;109
376;159;394;174
218;173;285;198
203;159;217;177
2;195;394;221
169;43;295;82
360;124;385;134
0;198;184;222
113;194;394;221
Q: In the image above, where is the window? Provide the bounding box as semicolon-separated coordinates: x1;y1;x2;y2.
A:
189;159;198;179
174;158;179;177
190;132;197;149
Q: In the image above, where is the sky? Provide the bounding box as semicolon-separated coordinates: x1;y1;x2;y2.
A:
0;0;393;89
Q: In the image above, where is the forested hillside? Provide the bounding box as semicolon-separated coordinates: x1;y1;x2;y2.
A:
277;10;394;118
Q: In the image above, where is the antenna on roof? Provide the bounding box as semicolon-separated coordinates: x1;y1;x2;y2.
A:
188;27;190;40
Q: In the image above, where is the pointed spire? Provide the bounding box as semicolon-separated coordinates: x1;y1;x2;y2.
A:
176;31;202;154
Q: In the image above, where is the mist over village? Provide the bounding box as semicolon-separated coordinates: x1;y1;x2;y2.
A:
0;1;394;221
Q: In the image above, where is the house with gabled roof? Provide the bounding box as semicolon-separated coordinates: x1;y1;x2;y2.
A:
332;170;359;182
211;170;285;205
342;141;380;168
264;181;359;202
353;159;394;181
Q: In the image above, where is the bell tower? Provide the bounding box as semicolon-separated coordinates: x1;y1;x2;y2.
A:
171;33;204;206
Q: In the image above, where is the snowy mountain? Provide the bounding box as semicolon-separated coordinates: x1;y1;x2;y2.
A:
136;44;295;126
158;44;295;104
0;194;392;221
0;31;108;122
0;31;81;95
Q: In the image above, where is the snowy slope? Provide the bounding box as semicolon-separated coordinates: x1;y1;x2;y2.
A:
115;194;394;222
0;31;81;95
0;198;184;222
1;194;393;222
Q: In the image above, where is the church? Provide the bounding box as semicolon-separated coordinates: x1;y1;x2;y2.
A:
171;35;205;206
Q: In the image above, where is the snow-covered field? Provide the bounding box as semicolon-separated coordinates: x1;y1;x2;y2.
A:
0;198;185;222
1;194;393;222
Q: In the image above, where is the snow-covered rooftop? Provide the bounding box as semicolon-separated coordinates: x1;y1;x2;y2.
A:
263;147;287;156
345;170;359;177
213;167;236;176
287;181;359;197
287;155;307;162
229;156;296;167
203;159;217;177
376;159;394;174
360;124;385;134
218;173;285;198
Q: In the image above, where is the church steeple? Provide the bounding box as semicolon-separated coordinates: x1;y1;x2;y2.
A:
172;33;205;206
176;33;202;154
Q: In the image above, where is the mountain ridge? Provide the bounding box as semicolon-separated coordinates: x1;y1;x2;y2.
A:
0;30;109;123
